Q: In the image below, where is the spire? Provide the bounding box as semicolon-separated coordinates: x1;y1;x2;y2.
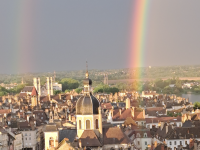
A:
85;61;89;78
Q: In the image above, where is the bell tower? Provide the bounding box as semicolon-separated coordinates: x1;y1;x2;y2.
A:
76;63;103;141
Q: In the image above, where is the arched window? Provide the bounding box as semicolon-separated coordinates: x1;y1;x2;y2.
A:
95;119;99;129
49;137;54;147
79;120;82;129
86;120;90;129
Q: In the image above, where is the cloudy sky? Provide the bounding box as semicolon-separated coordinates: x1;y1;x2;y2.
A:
0;0;200;74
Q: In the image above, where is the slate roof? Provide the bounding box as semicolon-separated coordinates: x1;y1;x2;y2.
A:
59;129;77;143
21;86;34;93
182;120;193;128
145;107;166;116
145;116;181;124
45;123;58;132
166;127;200;139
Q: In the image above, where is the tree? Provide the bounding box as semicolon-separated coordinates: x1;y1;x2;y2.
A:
53;90;62;95
75;88;82;94
194;102;200;110
59;78;79;91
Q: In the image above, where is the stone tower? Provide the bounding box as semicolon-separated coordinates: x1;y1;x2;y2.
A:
33;77;41;96
46;77;53;95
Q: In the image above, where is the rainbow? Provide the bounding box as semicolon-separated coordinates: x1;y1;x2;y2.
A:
14;1;36;73
128;0;150;79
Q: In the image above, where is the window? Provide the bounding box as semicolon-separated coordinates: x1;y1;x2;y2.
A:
144;133;147;137
25;133;27;136
185;141;187;145
41;117;43;119
138;141;140;145
170;142;172;145
29;133;31;136
79;120;82;129
49;137;54;147
86;120;90;129
180;141;182;145
145;141;147;145
25;138;27;140
174;141;176;145
29;137;31;140
96;119;99;129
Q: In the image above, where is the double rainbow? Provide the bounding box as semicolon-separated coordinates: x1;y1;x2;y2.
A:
14;1;36;73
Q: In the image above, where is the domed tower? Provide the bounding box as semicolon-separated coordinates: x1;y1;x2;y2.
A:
76;66;103;140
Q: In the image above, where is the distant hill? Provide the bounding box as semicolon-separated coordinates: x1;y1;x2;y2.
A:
1;65;200;85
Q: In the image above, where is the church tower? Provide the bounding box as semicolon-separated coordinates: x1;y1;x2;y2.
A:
76;63;103;140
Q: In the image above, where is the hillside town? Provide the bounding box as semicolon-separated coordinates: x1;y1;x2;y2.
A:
0;70;199;150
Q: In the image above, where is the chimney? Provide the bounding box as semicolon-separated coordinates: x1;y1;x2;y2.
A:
119;109;122;115
194;142;197;150
131;107;135;117
166;125;168;134
143;109;145;118
55;138;58;148
161;144;164;150
126;98;130;109
69;114;71;121
79;139;82;148
161;121;164;130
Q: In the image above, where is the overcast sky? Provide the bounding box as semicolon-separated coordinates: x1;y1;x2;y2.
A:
0;0;200;74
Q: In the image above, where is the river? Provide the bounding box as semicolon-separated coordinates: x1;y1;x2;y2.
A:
181;94;200;103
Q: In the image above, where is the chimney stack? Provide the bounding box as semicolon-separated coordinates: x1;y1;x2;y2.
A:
119;109;122;115
131;107;135;117
126;98;130;109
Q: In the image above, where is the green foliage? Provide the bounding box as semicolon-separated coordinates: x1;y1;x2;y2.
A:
193;102;200;110
0;91;7;96
59;78;79;91
93;84;119;94
75;88;82;94
0;84;25;96
53;90;62;95
167;111;182;117
65;89;71;93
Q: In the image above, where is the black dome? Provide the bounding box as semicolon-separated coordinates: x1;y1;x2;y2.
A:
76;93;99;115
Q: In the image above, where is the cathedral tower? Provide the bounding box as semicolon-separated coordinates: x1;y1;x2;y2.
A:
76;64;103;140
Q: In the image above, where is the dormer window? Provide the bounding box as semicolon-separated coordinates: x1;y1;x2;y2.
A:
144;133;147;138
